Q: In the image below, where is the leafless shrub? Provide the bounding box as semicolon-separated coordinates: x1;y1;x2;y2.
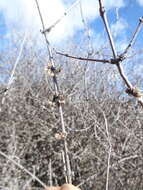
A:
0;1;143;190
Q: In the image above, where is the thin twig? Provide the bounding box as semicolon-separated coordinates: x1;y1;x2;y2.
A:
77;154;139;188
118;155;138;163
77;166;106;187
97;106;111;190
23;174;34;190
35;0;72;183
79;0;94;99
49;159;53;187
41;0;80;34
112;155;138;168
1;31;28;105
56;51;111;63
62;150;68;183
0;150;47;188
106;146;111;190
121;17;143;57
79;0;93;55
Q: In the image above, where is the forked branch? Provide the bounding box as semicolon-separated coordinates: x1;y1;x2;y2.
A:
98;0;143;107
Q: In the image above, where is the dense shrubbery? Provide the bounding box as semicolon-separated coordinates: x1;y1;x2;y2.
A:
0;54;143;190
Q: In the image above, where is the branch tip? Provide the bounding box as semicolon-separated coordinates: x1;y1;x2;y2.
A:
139;17;143;23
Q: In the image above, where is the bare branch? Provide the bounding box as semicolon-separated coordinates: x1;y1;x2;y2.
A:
121;17;143;57
0;150;47;189
98;0;143;107
56;51;111;63
35;0;72;183
1;31;28;105
118;155;138;163
116;63;132;88
49;159;53;187
96;106;112;190
41;0;80;34
99;0;117;58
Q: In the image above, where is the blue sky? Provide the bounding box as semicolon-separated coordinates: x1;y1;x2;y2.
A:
0;0;143;52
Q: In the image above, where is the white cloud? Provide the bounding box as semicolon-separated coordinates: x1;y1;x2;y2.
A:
104;0;124;9
111;19;128;38
0;0;125;44
136;0;143;6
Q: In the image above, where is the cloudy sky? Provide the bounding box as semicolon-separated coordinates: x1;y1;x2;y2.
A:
0;0;143;49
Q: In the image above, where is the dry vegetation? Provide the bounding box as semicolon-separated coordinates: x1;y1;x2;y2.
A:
0;0;143;190
0;46;143;190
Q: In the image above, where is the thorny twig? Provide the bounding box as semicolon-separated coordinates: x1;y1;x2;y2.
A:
35;0;72;184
